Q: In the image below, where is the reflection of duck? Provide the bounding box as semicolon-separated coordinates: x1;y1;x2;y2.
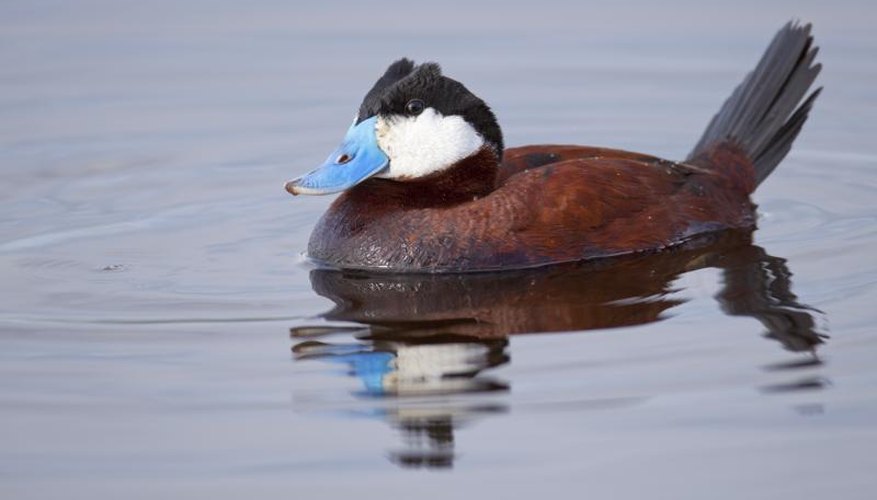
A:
291;335;509;469
293;337;508;397
290;232;826;468
305;231;824;352
285;23;821;272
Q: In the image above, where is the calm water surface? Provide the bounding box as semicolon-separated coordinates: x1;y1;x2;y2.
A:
2;1;877;498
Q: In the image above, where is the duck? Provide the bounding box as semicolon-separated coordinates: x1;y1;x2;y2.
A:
285;22;821;273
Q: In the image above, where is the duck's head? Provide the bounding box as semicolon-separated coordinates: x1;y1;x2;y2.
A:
285;59;503;196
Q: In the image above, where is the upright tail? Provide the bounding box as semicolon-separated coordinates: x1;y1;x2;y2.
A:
687;22;822;186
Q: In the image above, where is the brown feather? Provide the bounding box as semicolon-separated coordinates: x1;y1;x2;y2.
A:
307;144;758;272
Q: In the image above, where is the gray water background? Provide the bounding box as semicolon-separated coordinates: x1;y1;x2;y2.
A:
2;1;876;498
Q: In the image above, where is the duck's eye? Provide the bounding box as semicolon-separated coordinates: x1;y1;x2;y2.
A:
405;99;425;116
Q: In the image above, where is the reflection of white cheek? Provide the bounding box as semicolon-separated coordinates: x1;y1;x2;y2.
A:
375;109;484;180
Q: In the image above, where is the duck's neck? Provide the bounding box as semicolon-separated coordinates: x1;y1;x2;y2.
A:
351;147;500;208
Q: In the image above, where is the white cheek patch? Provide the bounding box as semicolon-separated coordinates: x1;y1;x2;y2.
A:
375;108;484;179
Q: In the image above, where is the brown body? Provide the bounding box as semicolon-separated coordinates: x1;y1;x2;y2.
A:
308;143;758;272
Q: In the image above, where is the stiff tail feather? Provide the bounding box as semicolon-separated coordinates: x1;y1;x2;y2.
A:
687;21;822;186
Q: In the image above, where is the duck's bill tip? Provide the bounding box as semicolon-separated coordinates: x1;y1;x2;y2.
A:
284;178;341;196
284;180;301;196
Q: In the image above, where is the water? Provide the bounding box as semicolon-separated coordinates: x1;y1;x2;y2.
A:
2;1;876;498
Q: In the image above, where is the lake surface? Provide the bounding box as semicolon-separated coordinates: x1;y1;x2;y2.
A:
2;1;876;498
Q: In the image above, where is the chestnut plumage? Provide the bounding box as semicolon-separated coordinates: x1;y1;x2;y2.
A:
291;22;821;273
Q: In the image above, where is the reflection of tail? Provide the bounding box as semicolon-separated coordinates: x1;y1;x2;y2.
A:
715;244;826;351
688;22;821;187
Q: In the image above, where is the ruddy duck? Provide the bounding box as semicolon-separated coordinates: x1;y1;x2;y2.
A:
285;22;821;273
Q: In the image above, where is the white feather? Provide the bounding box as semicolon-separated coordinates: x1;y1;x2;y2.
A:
375;108;484;179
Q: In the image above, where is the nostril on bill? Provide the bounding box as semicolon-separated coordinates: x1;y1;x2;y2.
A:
336;153;353;164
